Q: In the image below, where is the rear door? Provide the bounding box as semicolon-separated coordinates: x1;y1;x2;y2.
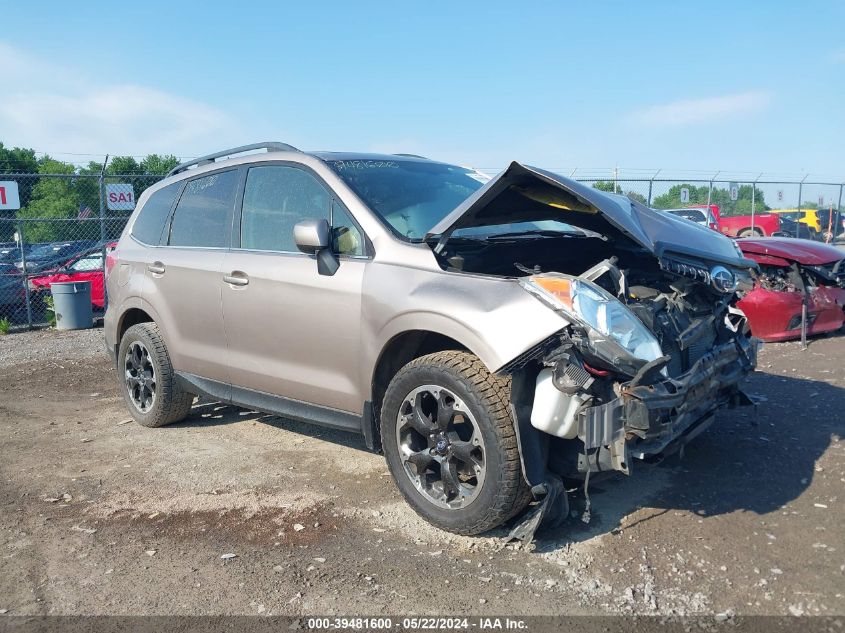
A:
144;169;240;384
220;163;368;413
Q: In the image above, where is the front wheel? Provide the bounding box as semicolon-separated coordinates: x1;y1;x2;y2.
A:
738;228;762;237
118;322;194;427
380;351;529;535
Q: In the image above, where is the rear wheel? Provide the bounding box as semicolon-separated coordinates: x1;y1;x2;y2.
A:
381;351;529;535
118;323;193;427
738;228;762;237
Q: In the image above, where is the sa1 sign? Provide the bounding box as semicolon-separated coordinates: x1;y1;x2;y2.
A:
106;183;136;211
679;187;690;204
0;181;21;210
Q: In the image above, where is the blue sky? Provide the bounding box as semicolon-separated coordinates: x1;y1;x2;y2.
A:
1;1;843;181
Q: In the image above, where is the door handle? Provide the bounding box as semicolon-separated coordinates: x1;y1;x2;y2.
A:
223;272;249;287
147;262;165;275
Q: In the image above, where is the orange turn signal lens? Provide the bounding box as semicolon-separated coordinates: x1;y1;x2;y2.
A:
531;276;574;310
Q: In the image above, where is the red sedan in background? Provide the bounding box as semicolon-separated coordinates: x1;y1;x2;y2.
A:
737;238;845;342
30;242;117;309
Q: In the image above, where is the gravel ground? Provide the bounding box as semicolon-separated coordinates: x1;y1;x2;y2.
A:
0;326;843;617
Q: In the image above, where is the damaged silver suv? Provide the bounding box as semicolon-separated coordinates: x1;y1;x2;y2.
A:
105;143;758;537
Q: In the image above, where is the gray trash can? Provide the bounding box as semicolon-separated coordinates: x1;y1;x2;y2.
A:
50;281;93;330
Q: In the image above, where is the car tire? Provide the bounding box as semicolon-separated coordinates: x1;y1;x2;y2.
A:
118;322;194;428
381;351;529;535
738;228;762;237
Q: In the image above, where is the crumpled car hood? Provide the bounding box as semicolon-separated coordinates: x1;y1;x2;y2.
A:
738;237;844;266
427;162;752;268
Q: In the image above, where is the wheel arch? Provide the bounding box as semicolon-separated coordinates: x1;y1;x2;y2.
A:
366;329;475;452
112;298;169;361
118;307;154;341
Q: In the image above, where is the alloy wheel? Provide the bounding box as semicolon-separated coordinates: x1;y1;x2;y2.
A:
395;384;486;509
124;340;156;413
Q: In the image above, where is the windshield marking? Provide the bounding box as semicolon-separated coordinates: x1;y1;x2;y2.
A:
332;160;399;170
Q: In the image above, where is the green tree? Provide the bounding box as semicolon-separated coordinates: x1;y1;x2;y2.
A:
652;184;709;209
140;154;179;175
592;181;647;204
0;143;37;174
16;157;85;243
107;156;143;175
652;183;768;216
0;143;40;239
592;181;617;193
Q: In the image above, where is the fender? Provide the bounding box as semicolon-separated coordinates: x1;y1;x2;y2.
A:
109;295;170;352
359;263;569;403
370;312;501;380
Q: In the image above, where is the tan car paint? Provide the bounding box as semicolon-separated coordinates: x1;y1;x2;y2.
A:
105;150;570;418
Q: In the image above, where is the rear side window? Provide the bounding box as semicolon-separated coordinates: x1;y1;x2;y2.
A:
169;170;239;248
130;183;180;245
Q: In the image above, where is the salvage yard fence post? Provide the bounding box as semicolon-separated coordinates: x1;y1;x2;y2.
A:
16;217;33;328
98;157;109;312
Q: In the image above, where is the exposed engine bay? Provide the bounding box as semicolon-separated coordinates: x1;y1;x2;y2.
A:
435;229;747;377
434;229;756;479
756;264;802;292
425;164;759;541
756;260;844;293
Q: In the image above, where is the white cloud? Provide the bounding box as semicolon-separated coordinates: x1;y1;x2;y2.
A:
0;42;241;158
630;91;772;127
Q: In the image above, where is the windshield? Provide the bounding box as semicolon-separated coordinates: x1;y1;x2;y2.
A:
325;159;486;240
666;209;706;223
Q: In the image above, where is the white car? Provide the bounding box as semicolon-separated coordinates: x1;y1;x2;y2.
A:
662;207;719;231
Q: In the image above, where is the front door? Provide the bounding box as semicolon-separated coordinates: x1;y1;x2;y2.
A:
221;164;367;413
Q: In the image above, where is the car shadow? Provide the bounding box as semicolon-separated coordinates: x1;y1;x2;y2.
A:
531;370;844;551
173;397;370;452
163;369;842;550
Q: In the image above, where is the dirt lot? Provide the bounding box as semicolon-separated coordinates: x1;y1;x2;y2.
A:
0;327;843;617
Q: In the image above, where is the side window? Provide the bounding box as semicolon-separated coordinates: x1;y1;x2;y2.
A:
69;253;102;271
331;201;365;256
241;166;330;252
130;182;181;245
169;170;238;248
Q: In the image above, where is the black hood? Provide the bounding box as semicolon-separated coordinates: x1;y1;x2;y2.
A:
426;162;753;269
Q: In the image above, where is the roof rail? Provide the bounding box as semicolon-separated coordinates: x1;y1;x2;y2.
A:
167;142;300;177
393;153;428;160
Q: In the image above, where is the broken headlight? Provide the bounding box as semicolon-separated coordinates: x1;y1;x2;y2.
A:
520;274;664;371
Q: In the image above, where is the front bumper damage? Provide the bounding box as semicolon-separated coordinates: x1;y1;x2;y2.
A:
506;333;758;545
578;333;758;475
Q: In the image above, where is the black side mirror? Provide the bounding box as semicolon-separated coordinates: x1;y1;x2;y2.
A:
293;219;339;276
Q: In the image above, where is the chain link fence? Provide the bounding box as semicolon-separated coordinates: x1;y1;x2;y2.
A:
1;169;843;331
0;173;165;331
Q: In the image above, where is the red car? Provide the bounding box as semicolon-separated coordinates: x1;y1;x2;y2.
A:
697;203;783;238
30;242;117;309
737;238;845;342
